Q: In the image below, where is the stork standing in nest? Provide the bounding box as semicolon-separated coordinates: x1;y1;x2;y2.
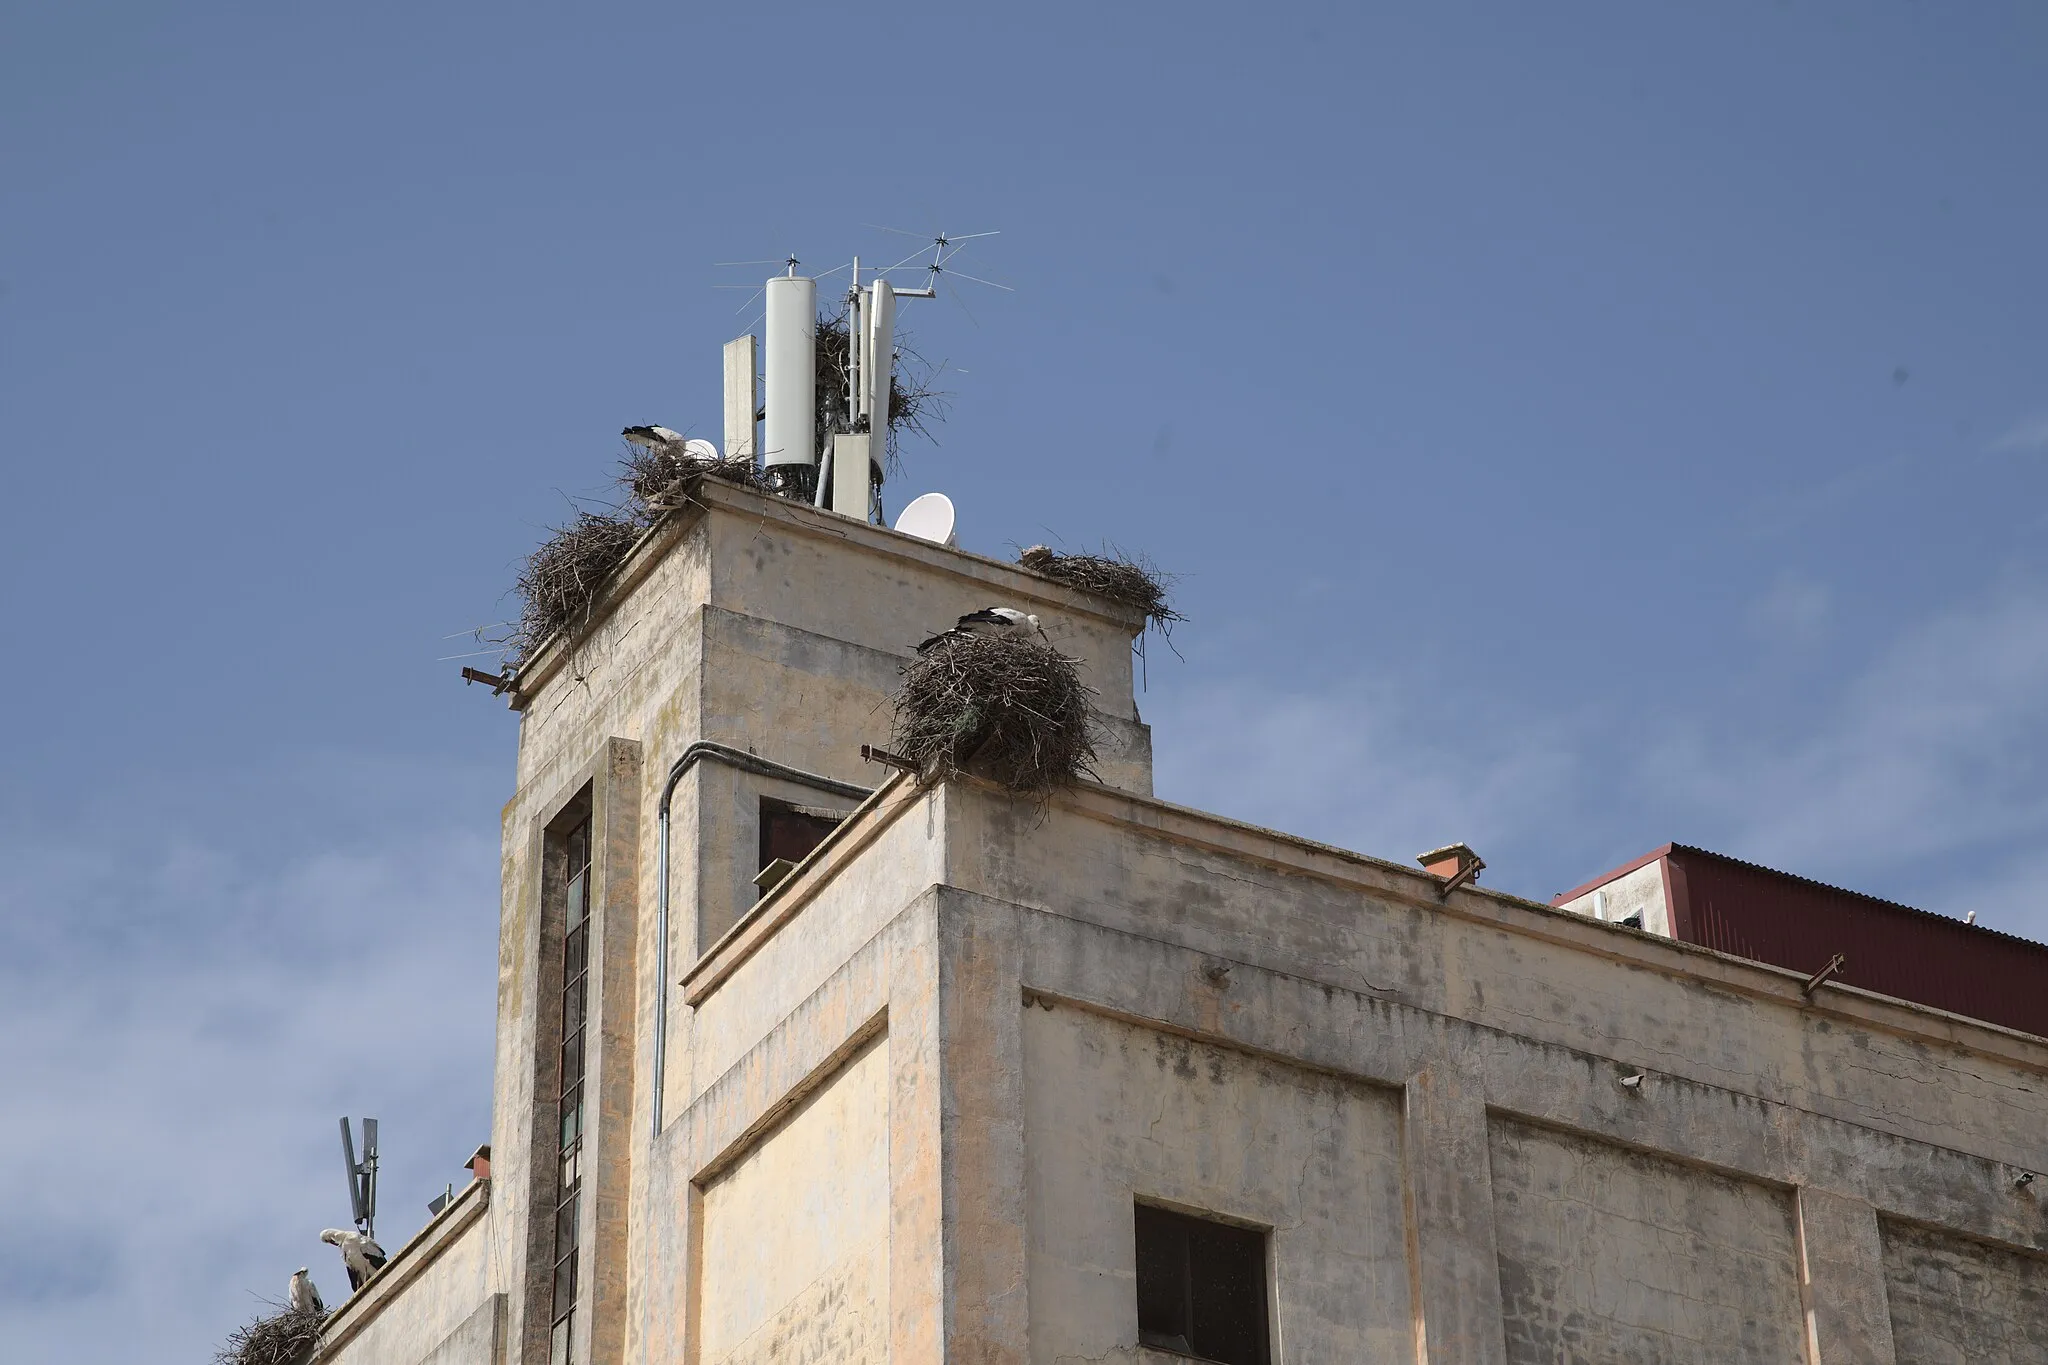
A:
917;606;1044;654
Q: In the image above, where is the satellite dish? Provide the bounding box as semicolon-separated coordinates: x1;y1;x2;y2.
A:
894;492;957;546
682;437;720;462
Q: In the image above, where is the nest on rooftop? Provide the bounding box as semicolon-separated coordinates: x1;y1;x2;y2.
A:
1017;545;1183;634
215;1306;325;1365
507;509;644;662
891;633;1098;798
814;313;946;464
620;445;772;516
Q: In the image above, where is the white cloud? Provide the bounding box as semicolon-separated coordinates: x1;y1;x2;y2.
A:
1151;578;2048;946
1665;582;2048;896
0;789;499;1363
1746;572;1832;641
1990;416;2048;454
1150;674;1586;882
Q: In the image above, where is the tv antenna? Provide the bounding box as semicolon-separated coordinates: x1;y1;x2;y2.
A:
339;1116;379;1241
723;227;1010;517
867;226;1013;320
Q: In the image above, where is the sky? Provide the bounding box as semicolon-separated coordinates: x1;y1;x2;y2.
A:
3;0;2046;1357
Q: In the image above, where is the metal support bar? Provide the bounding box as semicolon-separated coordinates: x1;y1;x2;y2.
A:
1802;952;1847;997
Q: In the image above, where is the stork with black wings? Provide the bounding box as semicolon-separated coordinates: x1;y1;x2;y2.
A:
916;606;1043;654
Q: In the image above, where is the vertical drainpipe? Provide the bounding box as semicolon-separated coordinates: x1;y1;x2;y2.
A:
651;766;684;1141
648;743;873;1142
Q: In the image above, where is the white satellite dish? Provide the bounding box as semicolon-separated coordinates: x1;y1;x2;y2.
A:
894;492;957;546
682;437;720;462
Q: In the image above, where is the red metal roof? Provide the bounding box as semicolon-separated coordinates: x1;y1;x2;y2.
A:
1557;844;2048;1040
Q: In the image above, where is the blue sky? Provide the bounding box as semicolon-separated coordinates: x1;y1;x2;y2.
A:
4;1;2046;1357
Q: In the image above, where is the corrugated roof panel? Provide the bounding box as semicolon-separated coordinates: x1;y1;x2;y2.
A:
1665;848;2048;1040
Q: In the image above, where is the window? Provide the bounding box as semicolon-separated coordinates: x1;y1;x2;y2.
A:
1133;1203;1270;1365
549;815;592;1365
757;799;842;895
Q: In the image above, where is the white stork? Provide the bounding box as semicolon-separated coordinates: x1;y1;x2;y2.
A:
288;1267;326;1316
319;1228;389;1292
621;425;686;449
917;606;1043;654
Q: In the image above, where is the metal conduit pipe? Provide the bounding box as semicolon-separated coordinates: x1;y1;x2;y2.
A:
650;742;872;1139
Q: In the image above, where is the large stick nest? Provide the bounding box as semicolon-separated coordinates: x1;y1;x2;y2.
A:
215;1306;324;1365
891;633;1098;797
506;448;770;663
508;509;645;663
814;313;945;464
1017;546;1183;634
621;446;771;515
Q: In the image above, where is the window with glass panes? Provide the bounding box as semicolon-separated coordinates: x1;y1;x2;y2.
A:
549;816;591;1365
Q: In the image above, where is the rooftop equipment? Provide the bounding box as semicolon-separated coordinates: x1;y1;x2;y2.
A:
894;492;958;545
338;1115;379;1240
762;266;817;499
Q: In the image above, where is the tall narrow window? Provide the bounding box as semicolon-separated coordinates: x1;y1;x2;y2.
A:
1133;1203;1270;1365
550;816;591;1365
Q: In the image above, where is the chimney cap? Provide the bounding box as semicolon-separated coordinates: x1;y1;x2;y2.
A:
1417;843;1483;878
465;1144;492;1173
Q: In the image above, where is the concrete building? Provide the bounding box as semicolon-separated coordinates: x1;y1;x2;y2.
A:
314;478;2048;1365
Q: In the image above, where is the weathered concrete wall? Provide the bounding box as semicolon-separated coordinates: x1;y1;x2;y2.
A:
1021;1004;1413;1364
697;1035;890;1365
340;475;2048;1365
1881;1217;2048;1363
1488;1116;1805;1362
417;1295;506;1365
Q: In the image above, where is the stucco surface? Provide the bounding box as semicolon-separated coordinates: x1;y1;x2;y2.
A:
320;489;2048;1365
1489;1116;1806;1363
698;1035;890;1365
417;1295;506;1365
1022;1003;1412;1364
1881;1217;2048;1363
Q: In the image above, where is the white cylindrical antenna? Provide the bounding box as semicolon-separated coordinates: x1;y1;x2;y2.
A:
863;280;895;434
762;273;816;480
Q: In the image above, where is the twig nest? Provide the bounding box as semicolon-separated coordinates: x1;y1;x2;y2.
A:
1016;545;1182;634
891;633;1098;797
622;447;769;514
215;1306;325;1365
510;511;643;662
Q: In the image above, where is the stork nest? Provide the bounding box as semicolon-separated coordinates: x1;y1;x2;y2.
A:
508;509;644;662
891;633;1097;797
621;445;771;515
1017;546;1183;634
215;1306;325;1365
814;313;945;463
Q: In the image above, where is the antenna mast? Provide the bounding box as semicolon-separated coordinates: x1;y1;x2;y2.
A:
339;1116;380;1241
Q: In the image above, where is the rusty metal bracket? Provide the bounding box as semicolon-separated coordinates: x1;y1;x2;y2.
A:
861;744;919;774
1436;858;1484;901
460;666;514;695
1801;952;1847;997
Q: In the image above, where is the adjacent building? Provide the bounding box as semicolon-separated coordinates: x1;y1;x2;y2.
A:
311;477;2048;1365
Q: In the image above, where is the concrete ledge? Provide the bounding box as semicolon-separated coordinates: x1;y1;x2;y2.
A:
682;772;918;1007
509;480;1148;708
317;1177;490;1356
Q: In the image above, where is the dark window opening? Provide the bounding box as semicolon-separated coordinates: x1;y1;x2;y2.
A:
549;814;591;1365
1133;1202;1270;1365
758;799;843;894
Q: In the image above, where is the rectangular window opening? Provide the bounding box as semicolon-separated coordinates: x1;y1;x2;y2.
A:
757;798;844;897
1133;1202;1270;1365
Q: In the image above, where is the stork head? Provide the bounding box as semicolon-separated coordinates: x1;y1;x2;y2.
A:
319;1229;346;1246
